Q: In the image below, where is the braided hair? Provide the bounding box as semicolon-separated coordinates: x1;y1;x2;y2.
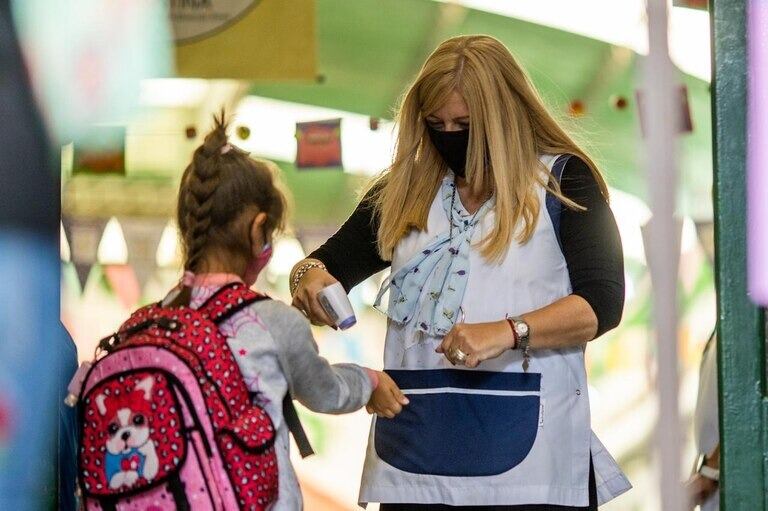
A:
173;110;288;305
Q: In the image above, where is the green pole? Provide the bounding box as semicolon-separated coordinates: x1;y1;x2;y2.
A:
711;1;766;509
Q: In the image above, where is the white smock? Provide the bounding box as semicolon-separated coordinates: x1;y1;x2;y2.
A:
359;154;631;507
694;334;719;511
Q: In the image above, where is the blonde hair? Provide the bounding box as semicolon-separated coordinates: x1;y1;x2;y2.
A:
372;35;608;262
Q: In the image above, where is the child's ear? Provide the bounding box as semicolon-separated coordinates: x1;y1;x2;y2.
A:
250;212;268;251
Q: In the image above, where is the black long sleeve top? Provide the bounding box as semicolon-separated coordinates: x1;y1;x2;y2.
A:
310;156;625;338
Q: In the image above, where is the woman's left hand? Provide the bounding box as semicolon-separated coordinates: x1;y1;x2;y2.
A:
436;320;515;368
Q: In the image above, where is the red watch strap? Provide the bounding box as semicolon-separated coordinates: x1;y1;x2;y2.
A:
506;318;519;350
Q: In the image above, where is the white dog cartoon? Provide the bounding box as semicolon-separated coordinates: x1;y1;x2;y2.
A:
96;376;159;489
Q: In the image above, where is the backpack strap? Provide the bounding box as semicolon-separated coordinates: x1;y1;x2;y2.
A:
545;154;573;253
197;282;269;324
202;282;316;457
282;393;315;458
98;497;117;511
167;473;191;511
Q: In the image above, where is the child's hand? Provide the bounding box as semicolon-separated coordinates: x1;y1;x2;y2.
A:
366;371;409;419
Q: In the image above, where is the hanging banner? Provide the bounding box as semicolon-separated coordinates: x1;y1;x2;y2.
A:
73;126;126;176
104;264;141;309
174;0;316;80
296;119;343;169
673;0;708;10
121;218;167;292
63;217;108;290
635;85;693;137
73;263;92;292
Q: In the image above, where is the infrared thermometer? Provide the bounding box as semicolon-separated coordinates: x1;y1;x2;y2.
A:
317;282;357;330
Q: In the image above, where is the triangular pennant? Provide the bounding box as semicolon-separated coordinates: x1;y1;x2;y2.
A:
132;265;154;295
103;264;141;310
73;262;92;291
61;260;82;297
60;216;75;254
122;217;166;290
65;217;108;265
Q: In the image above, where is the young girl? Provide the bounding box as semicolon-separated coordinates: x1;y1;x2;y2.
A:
166;113;408;510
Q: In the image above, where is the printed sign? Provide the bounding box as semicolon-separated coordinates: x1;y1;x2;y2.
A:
296;119;343;169
171;0;261;43
174;0;316;80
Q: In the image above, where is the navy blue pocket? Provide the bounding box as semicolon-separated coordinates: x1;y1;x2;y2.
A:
374;369;541;477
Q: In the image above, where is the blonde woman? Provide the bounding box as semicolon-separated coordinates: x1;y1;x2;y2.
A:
291;35;630;510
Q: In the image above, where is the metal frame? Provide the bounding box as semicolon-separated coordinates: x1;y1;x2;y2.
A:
711;1;766;509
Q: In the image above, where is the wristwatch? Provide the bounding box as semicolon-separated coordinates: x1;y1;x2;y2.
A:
510;317;532;371
695;453;720;482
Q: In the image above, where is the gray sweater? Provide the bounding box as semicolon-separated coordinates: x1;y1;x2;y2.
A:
186;285;374;510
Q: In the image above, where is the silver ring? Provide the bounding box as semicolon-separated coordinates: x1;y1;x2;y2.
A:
452;348;468;364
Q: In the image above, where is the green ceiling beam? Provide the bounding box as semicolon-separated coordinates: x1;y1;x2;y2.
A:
247;0;713;213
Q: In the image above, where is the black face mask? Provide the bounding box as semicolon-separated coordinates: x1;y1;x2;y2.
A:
426;125;469;178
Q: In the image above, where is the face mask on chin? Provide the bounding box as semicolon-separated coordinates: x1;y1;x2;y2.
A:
426;125;470;178
243;243;272;287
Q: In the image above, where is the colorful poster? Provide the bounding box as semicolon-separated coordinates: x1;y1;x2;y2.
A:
73;127;126;176
296;119;343;169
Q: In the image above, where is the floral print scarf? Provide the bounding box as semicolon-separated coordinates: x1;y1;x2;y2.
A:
375;174;495;343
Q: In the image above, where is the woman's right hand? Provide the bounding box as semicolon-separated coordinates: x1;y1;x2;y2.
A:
291;259;339;327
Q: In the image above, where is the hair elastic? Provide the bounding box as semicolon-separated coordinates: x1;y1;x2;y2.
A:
181;271;195;287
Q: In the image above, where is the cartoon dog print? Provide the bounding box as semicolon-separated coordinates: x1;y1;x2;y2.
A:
95;376;159;489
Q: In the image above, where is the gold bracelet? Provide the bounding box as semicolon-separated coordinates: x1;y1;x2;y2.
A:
289;259;323;287
290;261;327;296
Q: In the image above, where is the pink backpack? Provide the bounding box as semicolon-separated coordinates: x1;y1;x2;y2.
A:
73;283;296;510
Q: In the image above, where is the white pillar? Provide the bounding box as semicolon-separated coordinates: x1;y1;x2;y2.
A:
642;0;684;509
